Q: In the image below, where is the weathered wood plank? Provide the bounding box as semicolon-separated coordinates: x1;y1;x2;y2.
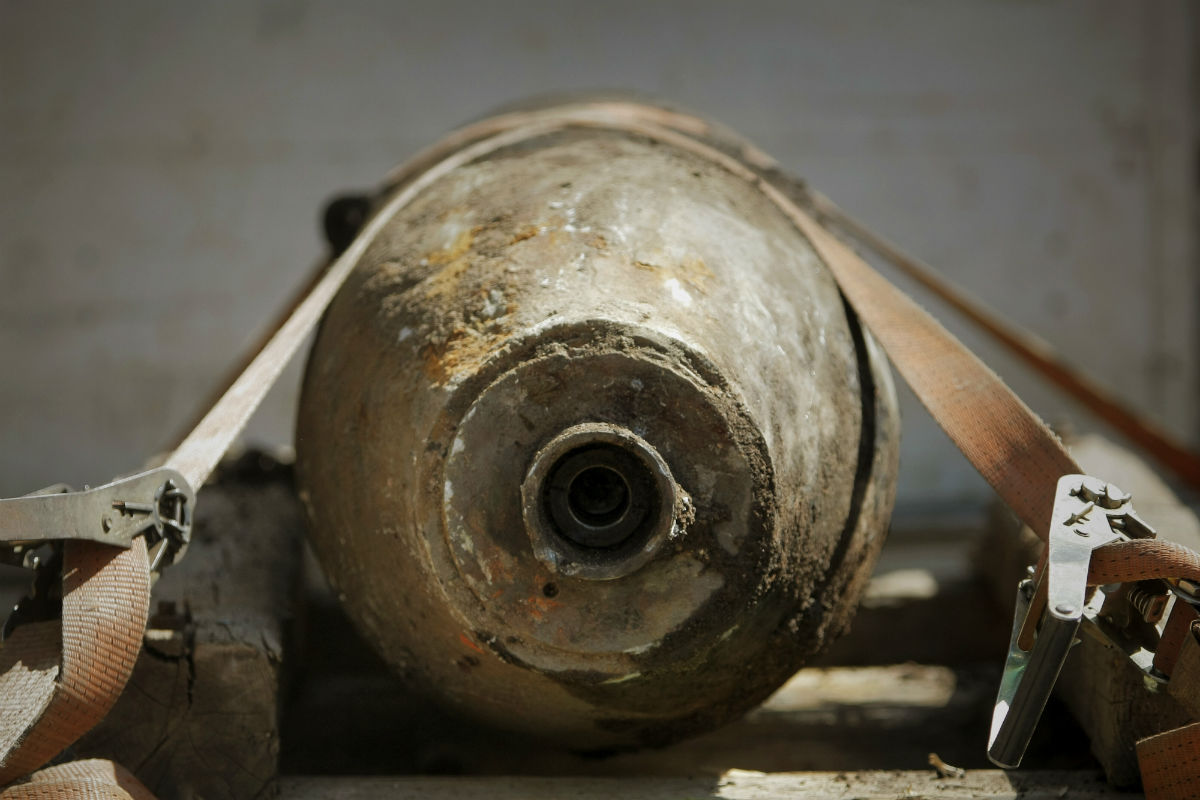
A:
815;568;1006;667
280;769;1136;800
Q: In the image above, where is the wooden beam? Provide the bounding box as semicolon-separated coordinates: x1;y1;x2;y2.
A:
281;769;1136;800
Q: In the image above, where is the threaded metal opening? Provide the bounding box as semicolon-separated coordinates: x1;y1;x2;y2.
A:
543;443;659;549
522;423;678;580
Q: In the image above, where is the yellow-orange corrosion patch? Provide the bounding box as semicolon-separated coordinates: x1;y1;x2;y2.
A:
414;223;521;385
635;255;712;295
421;326;514;386
427;228;476;265
524;594;562;622
421;228;480;303
511;225;539;244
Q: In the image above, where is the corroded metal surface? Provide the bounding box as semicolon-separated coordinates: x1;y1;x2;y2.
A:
296;104;900;749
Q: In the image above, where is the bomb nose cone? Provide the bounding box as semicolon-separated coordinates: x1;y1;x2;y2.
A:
434;327;753;672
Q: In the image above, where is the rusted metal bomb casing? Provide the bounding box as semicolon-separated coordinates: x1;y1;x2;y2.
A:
296;103;900;749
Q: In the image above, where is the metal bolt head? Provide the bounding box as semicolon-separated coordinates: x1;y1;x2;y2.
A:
1055;602;1077;616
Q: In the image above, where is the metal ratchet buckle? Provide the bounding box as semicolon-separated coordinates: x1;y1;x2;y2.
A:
0;467;195;633
988;473;1161;768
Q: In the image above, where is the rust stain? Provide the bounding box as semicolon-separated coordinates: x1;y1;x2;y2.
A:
421;326;514;385
524;593;562;622
511;225;539;244
680;256;714;290
458;632;485;655
482;549;514;585
427;227;477;265
420;341;449;383
634;255;712;295
420;227;480;304
415;221;522;386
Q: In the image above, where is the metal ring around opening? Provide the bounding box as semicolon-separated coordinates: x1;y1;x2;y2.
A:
522;423;678;580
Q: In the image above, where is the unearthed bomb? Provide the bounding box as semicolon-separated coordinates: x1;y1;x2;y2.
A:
296;102;900;749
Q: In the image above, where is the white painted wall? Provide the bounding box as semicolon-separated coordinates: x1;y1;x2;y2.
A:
1;0;1195;512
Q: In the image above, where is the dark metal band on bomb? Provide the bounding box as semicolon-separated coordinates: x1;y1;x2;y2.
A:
296;114;899;748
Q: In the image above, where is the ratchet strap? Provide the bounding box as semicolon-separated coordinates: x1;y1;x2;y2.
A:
1;101;1198;798
783;169;1200;800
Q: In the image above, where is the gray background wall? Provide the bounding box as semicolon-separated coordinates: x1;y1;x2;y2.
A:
1;0;1196;514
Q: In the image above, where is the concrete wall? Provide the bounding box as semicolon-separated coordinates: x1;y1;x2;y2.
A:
1;0;1196;512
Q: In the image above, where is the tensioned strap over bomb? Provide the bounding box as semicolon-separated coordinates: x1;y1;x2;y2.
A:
0;100;1197;799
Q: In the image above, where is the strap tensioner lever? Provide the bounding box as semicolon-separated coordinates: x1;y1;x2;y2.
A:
0;467;195;576
988;473;1158;768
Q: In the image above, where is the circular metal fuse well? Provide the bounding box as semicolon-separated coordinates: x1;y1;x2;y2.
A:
522;423;678;580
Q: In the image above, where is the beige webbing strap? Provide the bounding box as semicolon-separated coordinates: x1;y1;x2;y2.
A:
1138;721;1200;800
1086;539;1200;587
0;759;156;800
0;624;58;764
1138;619;1200;799
0;541;150;786
1169;621;1200;715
